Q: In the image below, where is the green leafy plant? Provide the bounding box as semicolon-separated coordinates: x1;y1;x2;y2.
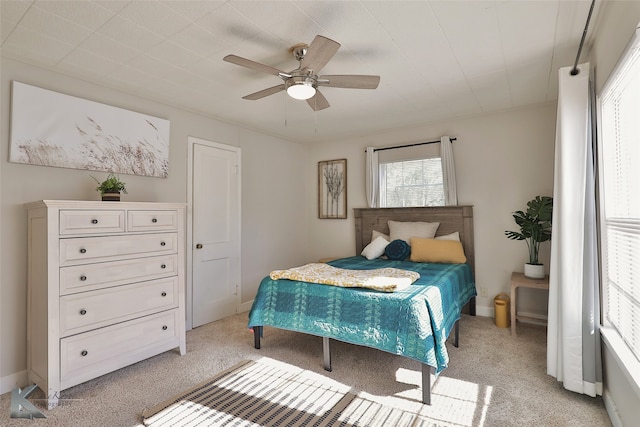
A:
505;195;553;265
92;173;128;194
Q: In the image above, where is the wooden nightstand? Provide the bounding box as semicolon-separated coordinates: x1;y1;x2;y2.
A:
510;272;550;337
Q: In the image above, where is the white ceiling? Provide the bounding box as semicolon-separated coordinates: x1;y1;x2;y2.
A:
1;0;597;144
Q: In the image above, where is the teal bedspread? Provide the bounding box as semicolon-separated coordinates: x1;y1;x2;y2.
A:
248;256;476;373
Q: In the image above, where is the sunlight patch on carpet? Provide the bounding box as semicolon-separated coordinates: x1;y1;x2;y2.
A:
142;358;494;426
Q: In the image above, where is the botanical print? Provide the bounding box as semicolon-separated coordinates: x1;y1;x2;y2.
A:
318;159;347;219
9;81;170;177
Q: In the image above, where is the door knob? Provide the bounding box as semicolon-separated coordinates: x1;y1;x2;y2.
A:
196;243;203;249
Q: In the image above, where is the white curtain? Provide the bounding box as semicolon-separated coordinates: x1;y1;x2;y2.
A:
440;136;458;206
547;62;602;396
365;146;379;208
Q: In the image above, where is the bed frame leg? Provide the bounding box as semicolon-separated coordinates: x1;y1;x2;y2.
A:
470;296;477;316
454;320;460;348
253;326;262;349
422;364;431;405
323;337;332;372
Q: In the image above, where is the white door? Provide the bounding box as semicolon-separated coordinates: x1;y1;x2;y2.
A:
189;138;241;328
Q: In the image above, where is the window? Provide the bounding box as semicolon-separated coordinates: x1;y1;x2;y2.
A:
599;28;640;366
377;142;444;208
379;158;444;207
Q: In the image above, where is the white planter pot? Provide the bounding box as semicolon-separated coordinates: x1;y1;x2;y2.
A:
524;263;545;279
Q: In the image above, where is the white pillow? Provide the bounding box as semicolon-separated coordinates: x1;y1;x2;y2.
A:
361;236;390;260
372;229;390;241
388;220;440;245
435;231;460;241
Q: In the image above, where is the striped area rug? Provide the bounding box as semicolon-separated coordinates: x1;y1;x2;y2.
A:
142;358;421;426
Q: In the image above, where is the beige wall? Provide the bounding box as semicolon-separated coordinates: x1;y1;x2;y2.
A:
0;59;310;391
590;2;640;426
306;103;557;318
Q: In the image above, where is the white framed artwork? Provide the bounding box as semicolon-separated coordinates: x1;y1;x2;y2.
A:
9;81;170;177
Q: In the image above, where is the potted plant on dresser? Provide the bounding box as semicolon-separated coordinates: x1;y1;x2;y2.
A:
93;173;127;201
505;195;553;279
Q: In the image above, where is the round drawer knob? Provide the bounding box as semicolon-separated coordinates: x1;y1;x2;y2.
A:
80;309;87;315
91;219;98;224
161;264;166;269
80;275;87;281
162;325;168;331
81;350;88;357
79;248;87;254
161;292;167;297
152;218;158;223
160;241;166;247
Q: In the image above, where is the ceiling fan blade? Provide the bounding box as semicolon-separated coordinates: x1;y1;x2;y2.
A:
307;90;330;111
318;75;380;89
223;54;289;77
300;35;340;73
242;84;286;100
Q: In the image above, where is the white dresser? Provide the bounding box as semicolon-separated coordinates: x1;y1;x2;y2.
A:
26;200;187;408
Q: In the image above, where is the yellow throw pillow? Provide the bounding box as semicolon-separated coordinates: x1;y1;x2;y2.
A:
409;238;467;264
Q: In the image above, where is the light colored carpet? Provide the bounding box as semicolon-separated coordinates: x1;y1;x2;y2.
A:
0;314;612;426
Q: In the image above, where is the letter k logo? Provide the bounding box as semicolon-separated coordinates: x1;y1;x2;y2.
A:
10;385;46;419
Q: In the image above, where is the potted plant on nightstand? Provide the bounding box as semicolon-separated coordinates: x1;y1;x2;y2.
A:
505;195;553;279
93;173;127;201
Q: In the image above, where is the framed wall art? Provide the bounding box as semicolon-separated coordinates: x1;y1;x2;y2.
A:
318;159;347;219
9;81;170;177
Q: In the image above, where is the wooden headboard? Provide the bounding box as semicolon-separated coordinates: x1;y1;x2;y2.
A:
353;206;475;277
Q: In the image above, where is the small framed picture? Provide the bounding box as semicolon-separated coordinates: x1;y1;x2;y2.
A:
318;159;347;219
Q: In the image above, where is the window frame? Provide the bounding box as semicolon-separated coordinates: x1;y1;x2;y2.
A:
596;24;640;396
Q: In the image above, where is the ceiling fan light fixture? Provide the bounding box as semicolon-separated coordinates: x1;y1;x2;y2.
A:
287;79;316;100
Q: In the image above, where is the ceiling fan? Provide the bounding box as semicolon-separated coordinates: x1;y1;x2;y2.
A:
223;35;380;111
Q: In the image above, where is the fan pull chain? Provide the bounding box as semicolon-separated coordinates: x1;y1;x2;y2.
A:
314;101;318;133
284;91;288;128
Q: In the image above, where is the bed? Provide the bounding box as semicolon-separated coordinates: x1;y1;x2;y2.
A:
248;206;477;405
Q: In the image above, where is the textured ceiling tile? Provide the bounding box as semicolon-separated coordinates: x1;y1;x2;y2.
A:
92;0;129;14
79;32;142;64
117;0;191;38
160;0;226;22
33;0;115;31
431;1;505;69
2;25;74;65
1;17;18;44
19;5;92;45
146;39;205;67
97;15;163;51
170;24;227;58
57;47;121;80
0;0;31;25
194;3;263;44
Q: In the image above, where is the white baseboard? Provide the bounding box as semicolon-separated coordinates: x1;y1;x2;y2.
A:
237;300;253;314
603;390;624;427
1;370;28;395
475;305;493;318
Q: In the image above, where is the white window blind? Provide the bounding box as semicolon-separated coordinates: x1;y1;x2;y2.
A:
600;27;640;364
378;143;444;207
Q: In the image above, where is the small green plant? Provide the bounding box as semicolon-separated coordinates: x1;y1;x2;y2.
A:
505;195;553;265
92;173;128;194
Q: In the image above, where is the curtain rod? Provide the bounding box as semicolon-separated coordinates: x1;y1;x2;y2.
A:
571;0;596;76
369;137;456;153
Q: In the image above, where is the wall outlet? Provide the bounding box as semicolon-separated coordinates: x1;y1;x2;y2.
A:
480;287;488;297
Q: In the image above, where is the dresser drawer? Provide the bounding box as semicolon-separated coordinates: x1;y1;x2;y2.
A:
60;254;178;295
59;210;125;235
60;277;179;336
128;210;178;232
60;310;181;389
59;233;177;266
